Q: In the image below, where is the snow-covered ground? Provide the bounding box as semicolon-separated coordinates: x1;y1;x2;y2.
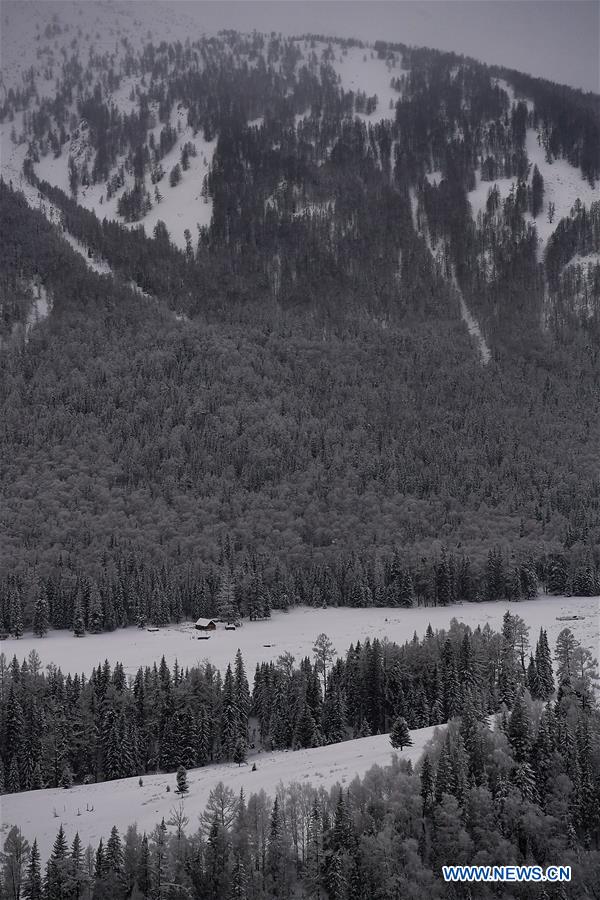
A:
2;597;597;681
524;128;598;257
1;725;441;863
451;267;491;364
468;128;597;259
322;44;402;123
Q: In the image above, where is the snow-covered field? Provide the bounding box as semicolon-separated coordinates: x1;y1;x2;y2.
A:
1;726;441;863
2;596;597;681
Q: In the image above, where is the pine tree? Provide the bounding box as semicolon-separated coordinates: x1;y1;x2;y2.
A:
233;738;247;766
555;628;577;682
507;692;532;763
10;591;24;638
23;838;42;900
136;834;151;899
8;756;20;793
293;700;317;748
390;716;412;750
484;548;505;601
67;832;88;900
435;548;451;606
215;571;236;623
32;597;49;638
234;649;251;739
535;629;555;699
72;598;85;637
45;825;69;900
176;765;188;794
87;589;104;634
420;754;435;815
105;825;124;876
266;797;289;899
531;164;544;218
435;737;455;802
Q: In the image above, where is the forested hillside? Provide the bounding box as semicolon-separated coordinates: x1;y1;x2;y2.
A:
1;8;599;633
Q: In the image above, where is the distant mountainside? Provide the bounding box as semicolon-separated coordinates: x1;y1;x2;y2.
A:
0;1;599;633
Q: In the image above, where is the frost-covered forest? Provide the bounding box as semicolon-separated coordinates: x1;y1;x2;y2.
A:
1;2;600;896
1;6;600;633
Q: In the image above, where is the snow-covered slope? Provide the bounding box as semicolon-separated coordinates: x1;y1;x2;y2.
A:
327;44;403;122
2;596;597;681
1;725;442;863
469;125;598;259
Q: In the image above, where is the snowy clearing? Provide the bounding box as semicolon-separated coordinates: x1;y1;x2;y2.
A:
468;128;597;258
0;725;441;863
2;596;597;681
323;44;403;123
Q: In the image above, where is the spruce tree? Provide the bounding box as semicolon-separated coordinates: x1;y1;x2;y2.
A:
60;764;73;789
9;591;24;638
555;628;577;682
233;738;247;766
45;825;69;900
72;599;85;637
23;838;42;900
293;701;317;748
32;597;49;638
531;164;544;218
507;692;532;763
176;765;188;794
7;757;20;793
390;716;412;750
420;754;435;815
435;737;455;802
535;629;555;700
87;589;104;634
234;649;251;739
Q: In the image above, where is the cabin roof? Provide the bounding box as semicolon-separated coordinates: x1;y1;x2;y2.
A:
195;617;216;627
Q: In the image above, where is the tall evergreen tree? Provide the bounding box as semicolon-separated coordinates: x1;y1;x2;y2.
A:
22;838;42;900
390;716;412;750
32;597;49;638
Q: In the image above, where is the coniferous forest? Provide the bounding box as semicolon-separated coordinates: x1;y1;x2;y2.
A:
1;4;600;897
0;16;600;632
1;615;599;897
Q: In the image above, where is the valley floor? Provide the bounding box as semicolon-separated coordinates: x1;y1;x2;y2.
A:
0;726;442;863
2;595;598;680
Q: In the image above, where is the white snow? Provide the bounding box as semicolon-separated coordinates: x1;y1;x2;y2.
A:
450;268;492;365
319;44;402;123
468;172;517;221
468;128;598;259
0;725;441;863
25;283;51;336
424;170;443;186
2;596;597;683
524;128;599;257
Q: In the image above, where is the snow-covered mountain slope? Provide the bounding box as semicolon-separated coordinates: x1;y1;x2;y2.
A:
469;125;598;259
3;596;597;681
1;1;218;250
1;0;203;93
1;724;442;863
323;42;404;123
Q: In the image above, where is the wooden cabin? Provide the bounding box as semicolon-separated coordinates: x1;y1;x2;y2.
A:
195;618;217;631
